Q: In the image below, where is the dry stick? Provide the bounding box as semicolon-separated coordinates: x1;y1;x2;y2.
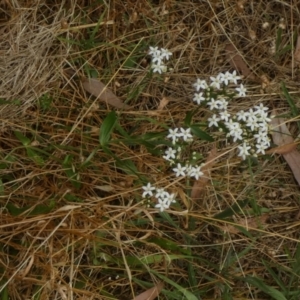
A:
60;38;144;146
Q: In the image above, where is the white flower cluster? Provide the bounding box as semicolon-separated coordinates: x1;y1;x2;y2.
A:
192;71;272;160
142;126;204;212
164;127;204;179
142;183;176;212
148;46;172;74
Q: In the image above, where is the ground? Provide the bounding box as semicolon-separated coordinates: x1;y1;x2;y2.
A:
1;1;300;299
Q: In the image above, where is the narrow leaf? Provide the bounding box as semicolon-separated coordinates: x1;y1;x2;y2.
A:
99;111;118;146
190;125;214;141
14;131;31;146
244;276;287;300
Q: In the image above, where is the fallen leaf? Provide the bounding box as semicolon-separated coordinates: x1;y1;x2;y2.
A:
222;214;269;235
225;43;256;80
133;282;164;300
270;117;294;146
270;117;300;186
157;97;169;110
191;145;218;200
294;35;300;63
82;78;131;110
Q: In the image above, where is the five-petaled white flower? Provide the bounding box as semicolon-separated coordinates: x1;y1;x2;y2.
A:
151;63;167;74
179;128;193;142
190;166;204;180
229;70;242;84
193;92;205;104
173;163;187;177
236;84;247;97
193;79;208;91
163;147;176;161
237;142;251;160
208;114;220;127
167;128;180;143
210;75;222;89
142;183;156;198
155;198;170;212
160;48;172;60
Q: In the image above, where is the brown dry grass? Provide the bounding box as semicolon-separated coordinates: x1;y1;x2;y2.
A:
1;0;300;299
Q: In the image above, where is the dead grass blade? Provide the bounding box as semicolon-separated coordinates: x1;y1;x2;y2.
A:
225;43;256;80
191;145;217;200
270;117;300;186
82;78;131;110
294;35;300;63
132;282;164;300
222;214;269;235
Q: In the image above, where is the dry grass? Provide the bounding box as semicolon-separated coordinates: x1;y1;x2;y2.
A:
1;0;300;299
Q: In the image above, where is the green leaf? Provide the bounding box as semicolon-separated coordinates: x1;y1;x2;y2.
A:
0;98;21;106
147;237;190;255
115;158;139;177
190;124;214;141
0;179;4;195
281;82;300;130
214;199;249;220
151;271;199;300
244;276;287;300
6;201;55;216
99;111;118;146
14;131;31;146
62;155;81;189
26;147;44;166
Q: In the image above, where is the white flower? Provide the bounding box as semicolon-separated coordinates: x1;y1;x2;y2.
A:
229;127;243;142
208;114;220;127
237;142;251;160
167;128;180;143
257;111;271;123
149;46;161;56
219;71;231;85
254;129;269;144
256;143;267;154
207;98;220;110
219;110;231;122
185;164;194;176
164;192;176;206
236;84;247;97
246;118;259;131
229;70;241;84
193;92;205;104
190;166;204;180
236;110;248;122
193;79;208;91
172;163;187;177
210;75;222;89
142;183;156;198
155;188;167;199
163;147;176;161
179;128;193;142
254;103;269;113
216;97;228;110
160;48;172;60
245;108;257;121
151;63;167;74
155;198;170;212
151;53;164;64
